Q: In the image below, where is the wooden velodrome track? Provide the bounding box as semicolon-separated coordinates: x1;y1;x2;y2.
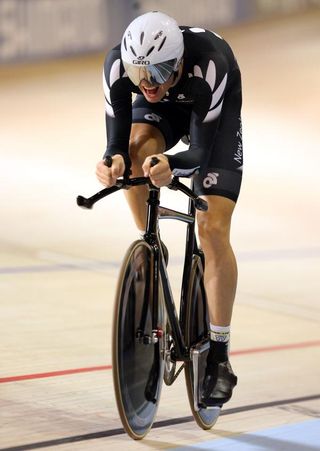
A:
1;9;320;451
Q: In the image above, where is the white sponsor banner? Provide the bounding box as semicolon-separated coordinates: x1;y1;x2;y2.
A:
0;0;131;63
137;0;320;26
1;0;319;63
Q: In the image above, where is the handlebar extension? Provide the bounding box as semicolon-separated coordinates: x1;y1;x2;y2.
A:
77;176;208;212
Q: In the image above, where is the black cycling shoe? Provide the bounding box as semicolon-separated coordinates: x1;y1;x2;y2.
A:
200;359;238;407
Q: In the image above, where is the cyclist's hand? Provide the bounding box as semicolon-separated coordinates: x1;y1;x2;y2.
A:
142;154;172;187
96;155;125;187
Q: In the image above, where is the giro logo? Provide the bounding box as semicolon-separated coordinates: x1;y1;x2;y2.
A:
203;172;219;188
133;58;150;65
144;113;162;123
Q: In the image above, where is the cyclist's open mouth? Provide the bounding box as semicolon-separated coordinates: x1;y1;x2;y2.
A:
142;86;160;99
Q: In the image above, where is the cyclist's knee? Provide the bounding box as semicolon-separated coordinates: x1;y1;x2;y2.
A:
197;197;233;253
198;217;231;252
129;124;165;168
197;196;235;253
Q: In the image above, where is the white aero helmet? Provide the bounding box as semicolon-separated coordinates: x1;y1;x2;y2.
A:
121;11;184;86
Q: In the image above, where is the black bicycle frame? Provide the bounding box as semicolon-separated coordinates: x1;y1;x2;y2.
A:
77;174;207;361
143;186;198;361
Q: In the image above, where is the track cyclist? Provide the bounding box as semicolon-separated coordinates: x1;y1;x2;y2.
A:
96;11;242;407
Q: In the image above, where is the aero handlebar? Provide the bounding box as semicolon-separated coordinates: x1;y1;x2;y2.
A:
77;157;208;212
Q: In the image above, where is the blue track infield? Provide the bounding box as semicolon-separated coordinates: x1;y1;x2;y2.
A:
168;418;320;450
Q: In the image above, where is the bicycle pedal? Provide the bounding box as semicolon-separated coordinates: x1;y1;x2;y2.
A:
190;340;210;412
198;402;222;411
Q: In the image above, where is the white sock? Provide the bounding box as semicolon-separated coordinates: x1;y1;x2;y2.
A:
210;323;230;343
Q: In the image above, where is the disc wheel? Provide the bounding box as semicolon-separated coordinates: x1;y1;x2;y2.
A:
112;240;165;439
184;254;221;429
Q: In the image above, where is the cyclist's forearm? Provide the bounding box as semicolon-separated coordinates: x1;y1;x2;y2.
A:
103;147;131;171
166;145;206;173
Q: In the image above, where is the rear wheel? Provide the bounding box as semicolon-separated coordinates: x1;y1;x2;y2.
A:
184;254;221;429
112;240;165;439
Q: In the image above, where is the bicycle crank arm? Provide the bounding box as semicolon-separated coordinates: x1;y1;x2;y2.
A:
190;340;210;412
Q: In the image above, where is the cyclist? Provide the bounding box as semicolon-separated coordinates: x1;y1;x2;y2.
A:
96;11;242;407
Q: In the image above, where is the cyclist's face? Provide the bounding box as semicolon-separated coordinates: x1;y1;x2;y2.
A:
139;74;174;103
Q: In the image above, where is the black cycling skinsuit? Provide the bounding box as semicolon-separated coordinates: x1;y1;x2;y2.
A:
103;27;243;202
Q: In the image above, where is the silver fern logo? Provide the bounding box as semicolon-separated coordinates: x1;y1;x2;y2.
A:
192;60;227;123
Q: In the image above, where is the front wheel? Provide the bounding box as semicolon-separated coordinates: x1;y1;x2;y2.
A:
112;240;165;440
184;254;221;429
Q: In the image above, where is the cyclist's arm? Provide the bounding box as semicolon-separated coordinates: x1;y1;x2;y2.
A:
166;55;229;175
102;48;133;171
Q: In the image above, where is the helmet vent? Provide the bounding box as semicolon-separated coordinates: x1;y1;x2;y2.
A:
154;30;163;40
130;46;137;56
158;36;167;52
146;46;155;57
123;37;127;51
140;32;144;45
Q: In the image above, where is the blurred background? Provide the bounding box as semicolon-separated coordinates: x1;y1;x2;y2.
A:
1;0;320;63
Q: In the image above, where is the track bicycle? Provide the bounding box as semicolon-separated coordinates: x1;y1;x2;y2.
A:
77;157;221;440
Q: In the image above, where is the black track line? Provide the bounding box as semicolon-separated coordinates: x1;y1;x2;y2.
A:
1;394;319;451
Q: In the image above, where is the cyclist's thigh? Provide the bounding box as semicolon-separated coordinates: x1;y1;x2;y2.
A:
193;69;243;204
132;94;191;151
